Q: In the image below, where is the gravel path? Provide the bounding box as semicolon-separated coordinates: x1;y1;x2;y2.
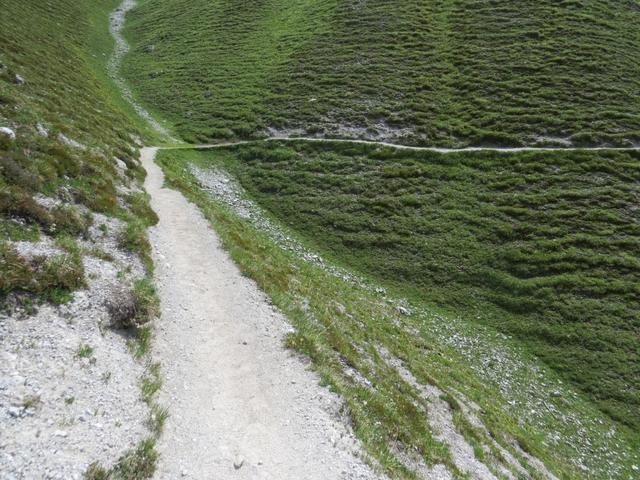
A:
142;148;381;479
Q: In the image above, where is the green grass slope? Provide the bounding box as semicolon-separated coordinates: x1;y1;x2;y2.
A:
0;0;151;302
123;0;640;146
191;142;640;433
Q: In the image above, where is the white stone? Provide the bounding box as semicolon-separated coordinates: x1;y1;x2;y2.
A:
233;456;244;470
0;127;16;141
57;133;85;150
114;157;128;171
36;123;49;137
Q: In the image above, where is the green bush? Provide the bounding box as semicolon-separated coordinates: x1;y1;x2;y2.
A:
125;192;158;227
132;278;160;325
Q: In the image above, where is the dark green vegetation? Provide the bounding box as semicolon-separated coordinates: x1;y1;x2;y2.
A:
0;242;85;304
123;0;640;146
157;147;640;479
190;142;640;431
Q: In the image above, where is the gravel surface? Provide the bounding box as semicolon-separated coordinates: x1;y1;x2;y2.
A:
142;147;383;479
0;214;150;480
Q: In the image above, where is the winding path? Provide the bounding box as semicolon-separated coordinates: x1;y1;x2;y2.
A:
111;3;638;155
109;0;174;139
165;136;640;154
142;147;381;479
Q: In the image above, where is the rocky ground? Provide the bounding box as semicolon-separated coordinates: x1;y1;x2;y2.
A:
0;188;152;480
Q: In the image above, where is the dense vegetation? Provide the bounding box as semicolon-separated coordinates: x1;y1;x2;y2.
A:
123;0;640;146
191;141;640;432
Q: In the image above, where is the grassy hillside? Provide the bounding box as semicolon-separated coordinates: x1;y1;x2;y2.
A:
0;0;155;302
1;0;163;476
123;0;640;146
184;142;640;434
156;146;640;479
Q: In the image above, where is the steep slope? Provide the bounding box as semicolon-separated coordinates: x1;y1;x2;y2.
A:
1;1;163;477
123;0;640;146
207;142;640;432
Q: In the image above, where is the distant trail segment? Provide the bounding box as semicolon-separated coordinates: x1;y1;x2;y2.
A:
109;0;175;139
141;147;382;479
165;137;640;154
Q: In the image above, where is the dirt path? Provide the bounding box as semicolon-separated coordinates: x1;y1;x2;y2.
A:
141;147;380;479
166;137;640;154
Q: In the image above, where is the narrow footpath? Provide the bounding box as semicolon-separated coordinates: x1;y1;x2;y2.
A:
141;147;380;479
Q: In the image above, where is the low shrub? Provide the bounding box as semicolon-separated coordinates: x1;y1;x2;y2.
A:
105;278;159;329
125;192;158;227
0;242;85;304
118;219;152;270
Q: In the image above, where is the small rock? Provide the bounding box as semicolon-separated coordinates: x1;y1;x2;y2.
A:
53;430;67;438
36;123;49;137
57;133;85;150
114;157;128;172
0;127;16;141
181;469;188;477
551;390;562;398
14;74;25;85
397;306;410;316
233;456;244;470
7;406;22;418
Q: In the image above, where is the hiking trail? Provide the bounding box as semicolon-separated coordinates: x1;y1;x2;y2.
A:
141;147;381;479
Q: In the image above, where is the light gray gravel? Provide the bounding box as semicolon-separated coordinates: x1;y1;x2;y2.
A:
0;213;150;480
142;147;383;479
